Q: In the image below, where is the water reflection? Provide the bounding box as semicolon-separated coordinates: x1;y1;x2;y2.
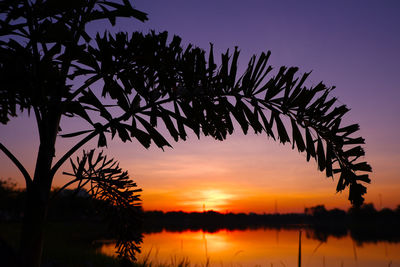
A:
100;228;400;267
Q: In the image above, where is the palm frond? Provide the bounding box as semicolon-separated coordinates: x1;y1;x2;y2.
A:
63;149;143;261
77;31;371;207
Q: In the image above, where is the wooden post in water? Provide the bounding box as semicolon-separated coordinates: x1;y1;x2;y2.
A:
298;230;302;267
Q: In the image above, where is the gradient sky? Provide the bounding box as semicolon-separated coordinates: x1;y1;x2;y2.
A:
1;0;400;213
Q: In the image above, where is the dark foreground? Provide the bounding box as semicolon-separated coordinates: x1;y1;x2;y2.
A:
1;210;400;267
0;222;119;267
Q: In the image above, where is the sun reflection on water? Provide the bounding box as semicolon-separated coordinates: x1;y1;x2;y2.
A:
99;229;400;267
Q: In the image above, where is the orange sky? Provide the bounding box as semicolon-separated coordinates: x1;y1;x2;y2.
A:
113;133;398;213
2;114;397;213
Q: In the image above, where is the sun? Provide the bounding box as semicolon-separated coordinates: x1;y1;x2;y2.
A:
200;189;233;212
179;188;235;212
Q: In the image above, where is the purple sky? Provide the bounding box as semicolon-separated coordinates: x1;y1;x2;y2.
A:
1;1;400;212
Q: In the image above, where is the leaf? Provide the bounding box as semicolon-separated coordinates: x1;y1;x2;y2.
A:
60;130;93;138
324;105;350;126
241;102;263;134
305;128;315;161
356;174;371;183
68;157;77;173
79;89;112;121
115;123;131;143
343;137;365;145
348;183;366;207
131;129;151;148
343;146;365;157
337;124;360;137
320;97;337;114
228;100;248;134
131;94;141;109
283;67;298;104
98;132;107;148
228;47;240;88
73;45;100;72
220;49;229;89
174;102;187;140
317;137;325;171
263;66;286;100
291;119;305;152
325;142;333;177
351;162;372;172
240;56;255;96
100;0;148;22
336;171;346;192
161;112;179;142
252;51;272;92
63;101;94;125
274;112;290;144
174;101;199;137
258;110;275;139
208;43;216;75
150;107;157;127
136;116;171;149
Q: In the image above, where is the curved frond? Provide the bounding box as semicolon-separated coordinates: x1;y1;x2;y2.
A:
78;31;371;206
62;149;143;261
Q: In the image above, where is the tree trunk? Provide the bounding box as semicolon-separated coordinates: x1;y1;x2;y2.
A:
18;107;61;267
19;184;49;267
18;149;55;267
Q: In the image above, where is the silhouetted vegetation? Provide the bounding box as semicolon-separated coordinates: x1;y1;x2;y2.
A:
0;177;143;223
142;207;400;244
143;210;305;233
0;179;25;221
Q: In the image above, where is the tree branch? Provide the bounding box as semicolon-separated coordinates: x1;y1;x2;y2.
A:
0;142;32;187
50;130;99;177
64;75;101;103
51;96;176;177
33;106;42;138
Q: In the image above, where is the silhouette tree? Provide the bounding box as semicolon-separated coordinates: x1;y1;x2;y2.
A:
0;0;371;266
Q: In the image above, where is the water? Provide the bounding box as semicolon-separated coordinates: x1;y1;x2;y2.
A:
100;228;400;267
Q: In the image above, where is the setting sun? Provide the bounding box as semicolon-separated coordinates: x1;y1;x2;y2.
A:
179;189;234;212
200;189;233;212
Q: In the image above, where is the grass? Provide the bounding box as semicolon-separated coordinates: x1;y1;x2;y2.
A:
0;221;120;266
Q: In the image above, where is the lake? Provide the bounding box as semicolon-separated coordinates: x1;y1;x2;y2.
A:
100;228;400;267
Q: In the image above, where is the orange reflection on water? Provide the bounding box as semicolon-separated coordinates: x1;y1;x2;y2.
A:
100;229;400;267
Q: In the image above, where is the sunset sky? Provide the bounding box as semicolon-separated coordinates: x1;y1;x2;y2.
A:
1;1;400;213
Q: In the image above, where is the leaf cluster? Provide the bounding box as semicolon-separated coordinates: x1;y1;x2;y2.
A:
67;30;370;206
62;149;143;260
0;0;147;124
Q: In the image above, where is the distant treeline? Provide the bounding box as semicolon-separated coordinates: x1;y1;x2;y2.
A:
144;204;400;232
143;206;400;244
0;178;113;222
1;178;400;244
